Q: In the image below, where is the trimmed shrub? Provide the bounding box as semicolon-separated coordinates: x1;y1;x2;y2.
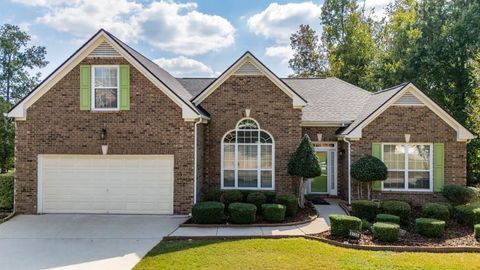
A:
350;155;388;200
436;202;454;214
203;189;222;202
264;191;277;203
262;204;286;223
380;200;411;224
373;222;400;243
351;200;377;221
415;218;445;238
361;219;372;231
454;203;480;226
246;192;267;210
223;190;243;206
228;203;257;224
329;214;362;237
0;171;14;210
276;194;298;217
192;201;225;224
475;224;480;240
468;187;480;201
422;203;450;222
376;213;400;225
442;185;477;205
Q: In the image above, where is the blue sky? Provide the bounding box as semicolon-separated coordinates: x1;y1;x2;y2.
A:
1;0;389;79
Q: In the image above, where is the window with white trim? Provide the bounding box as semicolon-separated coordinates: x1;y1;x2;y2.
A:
222;118;274;189
92;66;119;110
382;144;433;191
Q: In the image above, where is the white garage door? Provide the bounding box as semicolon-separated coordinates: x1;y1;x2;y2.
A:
38;155;174;214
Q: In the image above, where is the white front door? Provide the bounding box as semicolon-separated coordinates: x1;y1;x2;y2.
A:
307;143;337;195
38;155;174;214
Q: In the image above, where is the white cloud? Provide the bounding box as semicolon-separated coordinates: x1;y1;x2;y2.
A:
247;2;322;44
154;56;218;77
364;0;392;20
14;0;235;55
265;45;293;63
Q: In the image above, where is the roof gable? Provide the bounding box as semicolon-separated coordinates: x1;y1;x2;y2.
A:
192;52;307;108
8;29;205;121
340;83;475;142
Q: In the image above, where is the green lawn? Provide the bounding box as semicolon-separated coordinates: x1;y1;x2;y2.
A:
134;238;480;270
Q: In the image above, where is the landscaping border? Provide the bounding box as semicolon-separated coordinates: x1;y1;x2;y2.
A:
180;213;318;228
163;234;480;253
0;211;15;224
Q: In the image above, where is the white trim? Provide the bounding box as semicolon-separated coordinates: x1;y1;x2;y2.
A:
300;121;352;127
37;155;44;214
307;142;337;196
380;143;434;192
8;31;202;121
220;118;275;190
345;83;475;142
91;65;120;111
192;52;307;109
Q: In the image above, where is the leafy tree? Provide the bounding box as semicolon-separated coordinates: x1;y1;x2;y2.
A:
288;134;321;207
288;24;328;78
0;99;14;173
0;24;48;102
351;155;388;200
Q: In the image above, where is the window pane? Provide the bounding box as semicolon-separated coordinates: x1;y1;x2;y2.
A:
223;145;235;170
223;170;234;187
261;145;272;169
408;171;430;189
94;67;117;87
260;131;272;143
383;145;405;169
238;170;257;187
223;131;236;143
95;88;117;108
383;171;405;189
237;119;258;129
408;145;430;170
261;171;272;188
237;130;258;143
238;145;257;169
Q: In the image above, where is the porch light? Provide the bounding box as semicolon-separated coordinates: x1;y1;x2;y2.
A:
100;128;107;140
405;134;411;143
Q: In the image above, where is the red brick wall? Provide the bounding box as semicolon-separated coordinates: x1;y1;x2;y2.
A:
350;105;467;205
14;57;195;214
200;75;302;195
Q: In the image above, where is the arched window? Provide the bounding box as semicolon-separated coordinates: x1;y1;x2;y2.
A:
221;118;274;189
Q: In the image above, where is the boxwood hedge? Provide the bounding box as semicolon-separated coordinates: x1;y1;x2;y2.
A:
192;201;225;224
329;214;362;237
373;222;400;242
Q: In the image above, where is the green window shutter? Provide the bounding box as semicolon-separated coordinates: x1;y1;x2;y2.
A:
433;143;445;192
372;143;382;191
79;65;91;110
119;65;130;110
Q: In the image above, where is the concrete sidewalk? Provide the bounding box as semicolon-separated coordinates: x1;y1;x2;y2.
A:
169;199;346;237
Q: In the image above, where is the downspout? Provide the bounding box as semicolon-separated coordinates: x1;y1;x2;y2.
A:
343;137;352;205
193;117;202;205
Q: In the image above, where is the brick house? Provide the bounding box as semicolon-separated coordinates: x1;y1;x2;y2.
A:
8;29;475;215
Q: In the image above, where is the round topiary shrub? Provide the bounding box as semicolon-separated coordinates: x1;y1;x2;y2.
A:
223;190;243;206
350;155;388;200
422;203;450;222
192;201;225;224
276;194;298;217
442;185;477;205
380;200;411;224
376;213;400;225
351;200;377;221
415;218;445;238
454;203;480;226
228;203;257;224
262;204;286;223
475;224;480;240
246;192;267;210
203;189;222;202
329;214;362;237
372;222;400;243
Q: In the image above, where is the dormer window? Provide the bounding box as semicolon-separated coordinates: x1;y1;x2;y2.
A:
92;65;119;110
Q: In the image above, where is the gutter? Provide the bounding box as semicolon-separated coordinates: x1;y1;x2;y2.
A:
193;117;203;205
343;137;352;205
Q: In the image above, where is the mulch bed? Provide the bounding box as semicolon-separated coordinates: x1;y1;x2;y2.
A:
313;206;480;247
0;210;12;221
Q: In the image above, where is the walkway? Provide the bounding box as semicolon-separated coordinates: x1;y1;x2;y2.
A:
168;199;346;237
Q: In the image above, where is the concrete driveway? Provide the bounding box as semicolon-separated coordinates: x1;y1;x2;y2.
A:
0;214;186;270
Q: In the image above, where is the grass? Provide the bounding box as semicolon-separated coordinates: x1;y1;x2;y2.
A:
0;170;14;210
134;238;480;270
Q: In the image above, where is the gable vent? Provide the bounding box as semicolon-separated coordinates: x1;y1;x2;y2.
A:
88;42;121;58
234;61;262;76
394;91;424;106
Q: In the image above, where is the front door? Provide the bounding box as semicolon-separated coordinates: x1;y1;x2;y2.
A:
308;143;337;195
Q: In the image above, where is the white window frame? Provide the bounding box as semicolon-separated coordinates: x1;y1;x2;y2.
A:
381;143;434;192
221;118;275;190
91;65;120;111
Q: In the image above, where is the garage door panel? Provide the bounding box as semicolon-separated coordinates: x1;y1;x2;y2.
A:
39;155;174;214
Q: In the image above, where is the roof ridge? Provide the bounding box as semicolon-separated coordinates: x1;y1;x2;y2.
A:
373;82;410;94
331;77;373;95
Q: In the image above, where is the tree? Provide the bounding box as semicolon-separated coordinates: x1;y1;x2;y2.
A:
0;24;48;103
288;134;321;207
0;99;14;173
288;24;328;78
350;155;388;200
